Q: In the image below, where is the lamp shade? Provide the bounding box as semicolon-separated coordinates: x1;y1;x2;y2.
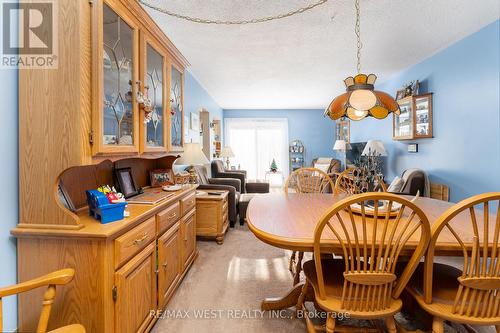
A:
220;146;235;158
176;143;210;165
361;140;387;156
324;74;401;121
333;139;347;151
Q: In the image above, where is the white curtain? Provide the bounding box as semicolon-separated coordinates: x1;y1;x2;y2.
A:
224;118;289;180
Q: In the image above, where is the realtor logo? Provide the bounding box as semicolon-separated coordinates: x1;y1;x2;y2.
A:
1;0;58;69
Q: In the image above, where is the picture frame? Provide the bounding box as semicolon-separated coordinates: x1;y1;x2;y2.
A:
412;80;420;96
57;181;76;212
395;89;406;101
190;112;200;131
115;167;139;198
149;168;174;187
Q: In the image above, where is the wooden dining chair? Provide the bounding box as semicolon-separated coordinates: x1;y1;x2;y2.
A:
284;167;336;285
284;167;335;194
0;268;85;333
334;168;387;195
404;192;500;333
296;192;431;332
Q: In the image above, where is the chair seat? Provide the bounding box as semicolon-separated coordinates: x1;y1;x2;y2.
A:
406;262;500;325
48;324;86;333
303;259;402;319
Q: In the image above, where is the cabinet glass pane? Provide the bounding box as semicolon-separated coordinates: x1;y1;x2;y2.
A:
145;44;164;147
415;97;430;136
102;4;134;146
170;67;183;147
394;101;412;137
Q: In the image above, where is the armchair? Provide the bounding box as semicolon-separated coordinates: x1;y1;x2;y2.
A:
311;157;341;192
211;160;270;194
211;160;247;193
194;165;240;227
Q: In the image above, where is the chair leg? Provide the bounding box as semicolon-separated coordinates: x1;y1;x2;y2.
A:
385;316;396;333
289;251;297;274
326;312;336;333
432;317;444;333
293;251;304;285
495;325;500;333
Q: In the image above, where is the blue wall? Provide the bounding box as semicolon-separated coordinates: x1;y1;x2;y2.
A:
0;47;18;333
350;20;500;202
184;70;223;143
174;70;223;172
0;0;18;329
223;109;335;165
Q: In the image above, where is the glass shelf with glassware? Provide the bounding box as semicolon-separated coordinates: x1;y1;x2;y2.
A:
393;93;433;140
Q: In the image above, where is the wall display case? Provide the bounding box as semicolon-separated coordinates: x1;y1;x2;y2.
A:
336;119;350;142
393;93;433;140
289;139;305;172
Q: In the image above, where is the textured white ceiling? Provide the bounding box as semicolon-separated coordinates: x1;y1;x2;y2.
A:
143;0;500;109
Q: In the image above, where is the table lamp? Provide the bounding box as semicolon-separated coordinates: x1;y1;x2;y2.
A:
220;146;235;170
361;140;387;157
176;143;210;183
333;139;352;151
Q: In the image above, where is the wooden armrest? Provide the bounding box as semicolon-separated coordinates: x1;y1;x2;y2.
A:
0;268;75;298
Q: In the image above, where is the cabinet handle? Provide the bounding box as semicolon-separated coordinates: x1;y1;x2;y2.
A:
168;212;177;219
162;261;168;270
133;232;148;245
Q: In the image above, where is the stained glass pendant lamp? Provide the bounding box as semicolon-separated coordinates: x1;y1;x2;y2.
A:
324;0;400;121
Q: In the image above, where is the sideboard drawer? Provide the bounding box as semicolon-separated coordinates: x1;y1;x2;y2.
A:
114;217;156;269
181;192;196;215
157;201;181;235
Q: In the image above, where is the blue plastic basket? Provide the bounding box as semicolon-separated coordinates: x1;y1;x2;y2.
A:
86;190;127;224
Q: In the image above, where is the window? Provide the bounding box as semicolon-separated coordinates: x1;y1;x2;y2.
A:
224;118;289;180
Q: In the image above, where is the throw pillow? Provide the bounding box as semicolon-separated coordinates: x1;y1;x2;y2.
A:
314;163;330;174
387;176;404;193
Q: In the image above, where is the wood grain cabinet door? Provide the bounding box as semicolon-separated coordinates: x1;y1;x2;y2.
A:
181;210;196;268
157;222;181;308
115;242;156;333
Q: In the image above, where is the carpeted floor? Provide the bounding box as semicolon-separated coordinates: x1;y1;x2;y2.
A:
151;224;496;333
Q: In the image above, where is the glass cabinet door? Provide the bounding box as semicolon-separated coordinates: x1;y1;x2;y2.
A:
142;41;167;151
393;98;413;139
414;94;433;138
169;65;184;150
102;3;137;150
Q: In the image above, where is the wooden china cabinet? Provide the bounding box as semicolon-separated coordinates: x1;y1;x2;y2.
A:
92;0;185;156
14;1;194;332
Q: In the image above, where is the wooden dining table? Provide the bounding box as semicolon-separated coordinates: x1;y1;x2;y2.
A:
246;192;479;311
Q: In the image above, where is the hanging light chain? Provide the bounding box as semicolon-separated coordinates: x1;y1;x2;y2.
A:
139;0;329;25
355;0;362;73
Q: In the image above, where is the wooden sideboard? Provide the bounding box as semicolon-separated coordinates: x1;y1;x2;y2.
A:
12;185;198;332
195;190;229;244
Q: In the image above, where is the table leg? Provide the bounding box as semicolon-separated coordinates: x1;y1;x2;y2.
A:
293;252;304;285
261;282;314;311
